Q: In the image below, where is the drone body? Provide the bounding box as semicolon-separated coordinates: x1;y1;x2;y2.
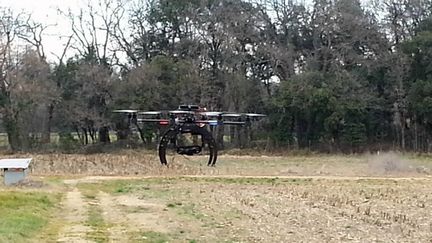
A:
113;104;265;166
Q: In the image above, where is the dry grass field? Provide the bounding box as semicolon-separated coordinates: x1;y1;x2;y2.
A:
0;151;432;242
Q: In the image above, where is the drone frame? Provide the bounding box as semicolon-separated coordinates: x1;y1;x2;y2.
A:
158;122;217;166
113;105;265;167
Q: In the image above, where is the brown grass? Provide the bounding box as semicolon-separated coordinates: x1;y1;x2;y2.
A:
0;150;429;177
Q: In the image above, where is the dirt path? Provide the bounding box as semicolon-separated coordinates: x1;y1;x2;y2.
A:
98;191;129;242
57;187;94;243
55;178;185;242
98;191;193;242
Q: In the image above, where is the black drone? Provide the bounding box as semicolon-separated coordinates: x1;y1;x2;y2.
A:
113;105;265;166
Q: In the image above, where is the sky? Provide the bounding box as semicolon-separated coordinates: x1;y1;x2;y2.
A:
0;0;81;61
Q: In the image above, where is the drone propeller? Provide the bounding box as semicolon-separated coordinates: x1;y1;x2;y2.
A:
222;113;243;117
195;120;220;126
199;111;223;116
245;113;266;117
138;111;163;115
200;112;242;117
113;109;139;113
169;110;195;114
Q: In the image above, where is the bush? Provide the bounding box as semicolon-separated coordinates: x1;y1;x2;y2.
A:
58;132;80;152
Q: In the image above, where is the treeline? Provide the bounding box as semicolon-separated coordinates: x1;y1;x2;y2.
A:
1;0;432;153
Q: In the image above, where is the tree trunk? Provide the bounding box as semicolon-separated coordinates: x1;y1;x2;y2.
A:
134;123;146;144
401;121;406;150
99;126;111;143
229;125;235;148
115;121;129;140
216;125;224;150
88;126;96;143
244;125;251;148
4;115;21;151
41;104;54;144
236;125;242;148
414;117;418;151
83;128;89;145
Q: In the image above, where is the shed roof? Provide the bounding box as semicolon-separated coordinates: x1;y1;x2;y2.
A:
0;158;32;169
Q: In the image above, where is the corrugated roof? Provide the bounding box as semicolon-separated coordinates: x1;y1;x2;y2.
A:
0;158;32;169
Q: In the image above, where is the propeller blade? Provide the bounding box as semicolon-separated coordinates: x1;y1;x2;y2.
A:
195;120;219;126
222;113;242;117
245;113;266;117
169;110;194;114
200;111;223;116
138;111;162;115
222;121;246;125
113;109;138;113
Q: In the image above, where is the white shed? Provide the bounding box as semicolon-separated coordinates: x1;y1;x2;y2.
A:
0;158;32;186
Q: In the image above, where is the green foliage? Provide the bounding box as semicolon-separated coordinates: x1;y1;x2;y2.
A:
58;132;80;151
341;122;367;149
409;80;432;120
272;70;370;151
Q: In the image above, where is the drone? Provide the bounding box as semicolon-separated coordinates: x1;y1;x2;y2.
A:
113;104;265;166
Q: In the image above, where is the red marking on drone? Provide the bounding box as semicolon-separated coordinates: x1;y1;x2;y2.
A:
159;120;169;125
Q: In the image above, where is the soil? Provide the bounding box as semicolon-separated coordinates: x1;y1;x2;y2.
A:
57;187;93;243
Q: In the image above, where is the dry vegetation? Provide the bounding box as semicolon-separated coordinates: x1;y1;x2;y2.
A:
0;151;431;242
29;176;432;242
96;177;432;242
0;150;429;177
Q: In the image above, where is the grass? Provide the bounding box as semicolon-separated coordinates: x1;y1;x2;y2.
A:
0;191;61;242
176;203;206;220
86;205;109;243
77;184;110;242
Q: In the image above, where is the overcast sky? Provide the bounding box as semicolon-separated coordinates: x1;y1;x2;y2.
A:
0;0;82;61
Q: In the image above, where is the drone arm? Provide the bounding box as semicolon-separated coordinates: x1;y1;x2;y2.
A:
221;121;246;125
138;118;170;124
194;120;245;126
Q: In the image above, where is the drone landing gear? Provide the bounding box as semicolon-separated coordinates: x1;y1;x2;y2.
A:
177;145;202;155
158;124;217;166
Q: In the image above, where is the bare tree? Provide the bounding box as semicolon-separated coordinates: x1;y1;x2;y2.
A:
59;0;125;65
0;8;29;150
9;51;58;148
